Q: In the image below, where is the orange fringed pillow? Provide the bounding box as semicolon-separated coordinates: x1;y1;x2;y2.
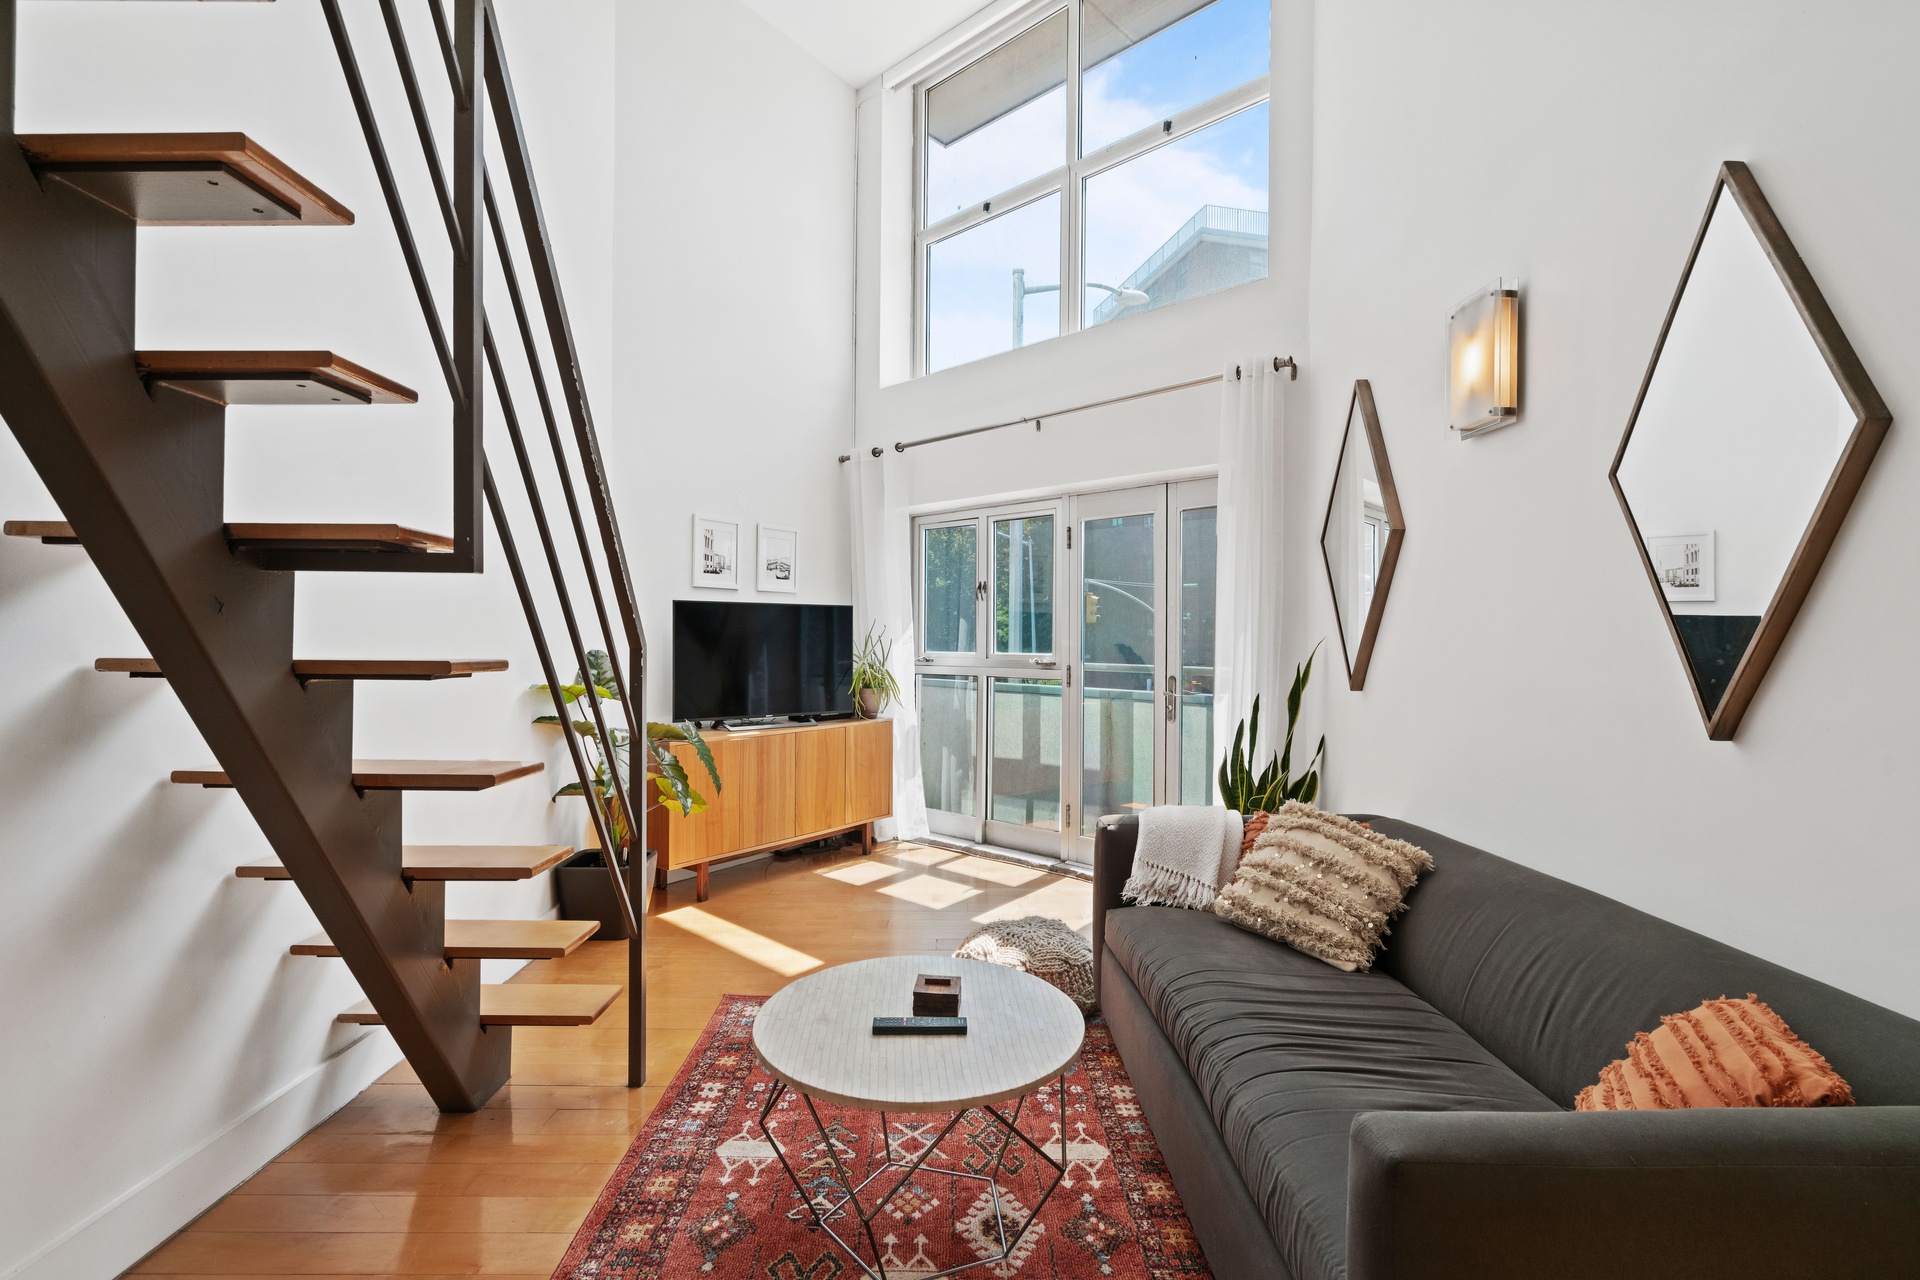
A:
1575;995;1854;1111
1236;811;1271;868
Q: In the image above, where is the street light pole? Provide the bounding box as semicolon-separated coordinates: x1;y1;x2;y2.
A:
1012;266;1026;350
1012;270;1150;348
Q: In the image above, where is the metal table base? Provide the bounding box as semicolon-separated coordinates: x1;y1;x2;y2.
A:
757;1075;1069;1280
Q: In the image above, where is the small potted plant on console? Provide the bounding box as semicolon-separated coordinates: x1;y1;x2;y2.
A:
850;623;901;719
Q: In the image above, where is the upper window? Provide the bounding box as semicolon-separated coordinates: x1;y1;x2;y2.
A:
919;0;1271;374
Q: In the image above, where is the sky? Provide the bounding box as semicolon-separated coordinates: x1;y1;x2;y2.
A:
925;0;1271;372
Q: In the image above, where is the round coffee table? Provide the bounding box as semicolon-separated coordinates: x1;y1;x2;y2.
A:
752;954;1086;1280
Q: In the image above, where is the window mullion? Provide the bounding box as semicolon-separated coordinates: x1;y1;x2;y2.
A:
1062;1;1083;335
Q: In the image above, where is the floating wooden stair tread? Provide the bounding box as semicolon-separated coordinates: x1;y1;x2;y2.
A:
8;521;453;554
3;520;78;544
176;760;541;790
98;656;506;680
338;983;622;1027
137;351;417;406
18;133;352;225
238;844;573;881
227;524;454;553
294;918;598;960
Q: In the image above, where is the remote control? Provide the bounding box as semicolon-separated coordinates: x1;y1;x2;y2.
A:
871;1016;968;1036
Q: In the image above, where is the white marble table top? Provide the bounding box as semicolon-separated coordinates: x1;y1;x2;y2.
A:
752;955;1085;1111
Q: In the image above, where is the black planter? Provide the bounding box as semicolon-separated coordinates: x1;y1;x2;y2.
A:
555;848;654;940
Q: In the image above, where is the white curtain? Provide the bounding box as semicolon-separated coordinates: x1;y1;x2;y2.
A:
850;450;931;841
1213;358;1287;784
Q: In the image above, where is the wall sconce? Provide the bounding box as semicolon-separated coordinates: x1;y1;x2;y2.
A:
1448;278;1520;438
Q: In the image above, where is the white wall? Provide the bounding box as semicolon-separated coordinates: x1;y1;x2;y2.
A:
0;2;616;1275
1291;0;1920;1019
613;0;857;724
855;0;1920;1024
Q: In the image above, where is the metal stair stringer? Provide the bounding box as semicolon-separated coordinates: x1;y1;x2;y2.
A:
0;111;508;1108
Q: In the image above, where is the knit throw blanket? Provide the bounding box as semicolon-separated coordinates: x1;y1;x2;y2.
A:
1123;806;1245;910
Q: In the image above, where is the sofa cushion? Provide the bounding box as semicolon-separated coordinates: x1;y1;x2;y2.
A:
1358;817;1920;1109
1106;904;1557;1280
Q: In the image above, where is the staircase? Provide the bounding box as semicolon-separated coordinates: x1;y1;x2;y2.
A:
0;1;647;1112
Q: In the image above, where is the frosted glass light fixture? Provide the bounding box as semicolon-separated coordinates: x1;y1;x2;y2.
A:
1448;278;1520;438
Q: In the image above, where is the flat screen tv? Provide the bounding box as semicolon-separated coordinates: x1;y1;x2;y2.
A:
672;601;854;722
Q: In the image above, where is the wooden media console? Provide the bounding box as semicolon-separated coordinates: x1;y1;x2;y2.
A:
648;717;893;900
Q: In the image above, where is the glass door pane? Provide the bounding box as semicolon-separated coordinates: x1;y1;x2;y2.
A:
918;674;978;815
921;522;979;653
988;677;1062;833
993;514;1055;655
1176;504;1218;802
1076;489;1166;840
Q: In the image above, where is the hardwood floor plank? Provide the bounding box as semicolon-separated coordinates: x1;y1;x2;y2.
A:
192;1195;597;1234
129;843;1089;1274
129;1229;569;1273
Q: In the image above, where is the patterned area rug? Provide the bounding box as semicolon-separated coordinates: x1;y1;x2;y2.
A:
553;995;1211;1279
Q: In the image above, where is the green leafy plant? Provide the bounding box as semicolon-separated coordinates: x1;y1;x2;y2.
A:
533;649;721;854
1217;644;1325;813
849;623;902;716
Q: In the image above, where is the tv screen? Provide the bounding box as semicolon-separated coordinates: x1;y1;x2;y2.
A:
672;601;855;721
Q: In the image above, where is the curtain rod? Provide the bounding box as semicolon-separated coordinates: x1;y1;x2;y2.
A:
836;355;1297;462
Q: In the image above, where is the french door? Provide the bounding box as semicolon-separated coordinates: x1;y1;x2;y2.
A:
914;479;1217;865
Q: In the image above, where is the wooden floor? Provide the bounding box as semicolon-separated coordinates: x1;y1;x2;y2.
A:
126;841;1092;1278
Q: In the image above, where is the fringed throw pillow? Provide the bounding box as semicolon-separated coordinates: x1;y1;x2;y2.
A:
1575;995;1855;1111
1210;802;1432;971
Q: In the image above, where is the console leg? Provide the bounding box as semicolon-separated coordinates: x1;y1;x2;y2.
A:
861;822;873;856
695;863;710;902
654;860;668;892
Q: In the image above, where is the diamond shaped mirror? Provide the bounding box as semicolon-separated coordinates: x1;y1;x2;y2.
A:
1321;380;1403;689
1612;162;1890;739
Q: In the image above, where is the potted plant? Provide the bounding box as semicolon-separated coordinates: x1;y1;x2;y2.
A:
534;650;720;935
1218;645;1325;813
849;622;901;719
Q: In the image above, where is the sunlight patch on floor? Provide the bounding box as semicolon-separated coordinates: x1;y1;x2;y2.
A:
937;854;1044;887
877;873;984;909
656;906;822;976
819;861;903;886
890;844;959;867
970;877;1094;931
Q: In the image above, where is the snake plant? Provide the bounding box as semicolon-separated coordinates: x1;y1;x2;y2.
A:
1217;644;1324;813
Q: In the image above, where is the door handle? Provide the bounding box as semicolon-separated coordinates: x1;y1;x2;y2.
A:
1030;658;1057;668
1165;683;1177;722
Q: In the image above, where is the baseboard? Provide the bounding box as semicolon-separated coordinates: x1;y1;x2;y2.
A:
3;1028;402;1280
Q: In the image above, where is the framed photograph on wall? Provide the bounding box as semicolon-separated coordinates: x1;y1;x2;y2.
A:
691;515;739;590
757;524;798;592
1648;531;1715;602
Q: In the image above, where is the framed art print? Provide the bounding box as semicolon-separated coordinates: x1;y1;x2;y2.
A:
692;515;739;590
1648;531;1715;602
757;524;798;592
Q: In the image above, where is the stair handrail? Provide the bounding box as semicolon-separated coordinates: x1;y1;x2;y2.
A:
323;0;650;1083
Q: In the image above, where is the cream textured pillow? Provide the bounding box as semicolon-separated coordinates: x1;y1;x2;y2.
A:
1211;802;1432;971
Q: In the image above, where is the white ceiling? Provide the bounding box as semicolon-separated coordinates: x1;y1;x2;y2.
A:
736;0;998;87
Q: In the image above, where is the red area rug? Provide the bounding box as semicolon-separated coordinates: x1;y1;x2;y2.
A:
552;995;1212;1279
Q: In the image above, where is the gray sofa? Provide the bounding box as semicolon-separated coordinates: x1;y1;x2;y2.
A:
1091;813;1920;1280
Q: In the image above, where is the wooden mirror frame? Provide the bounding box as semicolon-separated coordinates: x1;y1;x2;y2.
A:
1609;161;1892;740
1320;380;1405;690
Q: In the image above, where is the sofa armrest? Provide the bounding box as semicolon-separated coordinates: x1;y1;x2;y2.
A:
1347;1107;1920;1279
1090;814;1138;1010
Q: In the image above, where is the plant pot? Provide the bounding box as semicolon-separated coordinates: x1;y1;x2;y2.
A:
857;687;882;718
555;848;655;940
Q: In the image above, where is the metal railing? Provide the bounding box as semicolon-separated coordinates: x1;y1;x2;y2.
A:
322;0;649;1085
1089;204;1269;325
